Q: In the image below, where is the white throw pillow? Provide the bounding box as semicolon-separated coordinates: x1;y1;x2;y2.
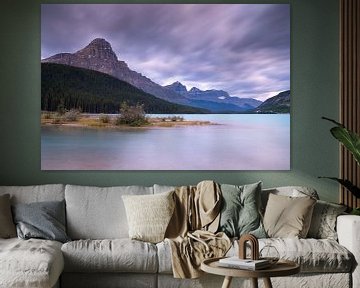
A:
122;191;175;243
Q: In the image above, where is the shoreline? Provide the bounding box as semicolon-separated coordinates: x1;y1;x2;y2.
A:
41;113;216;129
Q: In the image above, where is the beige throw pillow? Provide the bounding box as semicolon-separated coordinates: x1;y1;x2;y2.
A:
122;191;175;243
263;193;316;238
0;194;17;238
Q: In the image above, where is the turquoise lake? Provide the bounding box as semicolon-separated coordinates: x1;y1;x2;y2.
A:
41;114;290;170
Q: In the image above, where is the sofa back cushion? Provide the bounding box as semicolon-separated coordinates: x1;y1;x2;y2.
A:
65;185;153;239
0;184;65;204
153;184;176;194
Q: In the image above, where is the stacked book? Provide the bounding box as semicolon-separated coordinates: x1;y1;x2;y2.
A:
218;257;271;270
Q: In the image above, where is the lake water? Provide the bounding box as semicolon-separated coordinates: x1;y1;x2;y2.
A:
41;114;290;170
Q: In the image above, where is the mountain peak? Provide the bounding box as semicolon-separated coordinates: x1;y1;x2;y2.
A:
89;38;111;46
189;87;202;93
164;81;188;95
77;38;118;61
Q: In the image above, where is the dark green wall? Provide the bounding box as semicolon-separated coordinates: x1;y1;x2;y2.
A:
0;0;340;202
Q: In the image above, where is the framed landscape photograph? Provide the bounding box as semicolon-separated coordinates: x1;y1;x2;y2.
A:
41;4;290;170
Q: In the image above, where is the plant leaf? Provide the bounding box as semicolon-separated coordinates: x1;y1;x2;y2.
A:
322;116;344;127
322;116;360;165
330;127;360;165
351;208;360;215
318;177;360;198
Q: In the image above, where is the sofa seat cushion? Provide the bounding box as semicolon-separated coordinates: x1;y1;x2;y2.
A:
232;238;353;273
261;238;353;273
62;239;158;273
157;238;353;274
0;238;64;288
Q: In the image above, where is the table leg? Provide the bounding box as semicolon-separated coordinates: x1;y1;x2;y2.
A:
221;276;233;288
263;277;273;288
251;278;258;288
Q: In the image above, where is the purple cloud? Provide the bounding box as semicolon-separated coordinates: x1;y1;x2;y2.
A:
41;4;290;101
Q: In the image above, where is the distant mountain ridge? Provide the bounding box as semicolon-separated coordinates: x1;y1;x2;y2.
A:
42;38;188;105
253;90;290;113
164;81;262;113
41;63;206;114
42;38;289;114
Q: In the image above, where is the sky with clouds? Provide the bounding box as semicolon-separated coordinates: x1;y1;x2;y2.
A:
41;4;290;101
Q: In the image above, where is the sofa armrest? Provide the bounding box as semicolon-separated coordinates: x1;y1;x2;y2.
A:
337;215;360;288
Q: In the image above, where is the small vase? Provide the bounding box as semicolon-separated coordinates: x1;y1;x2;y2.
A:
259;245;280;264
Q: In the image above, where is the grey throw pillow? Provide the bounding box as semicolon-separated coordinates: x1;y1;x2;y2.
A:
307;200;347;240
218;182;266;238
12;200;70;243
0;194;17;238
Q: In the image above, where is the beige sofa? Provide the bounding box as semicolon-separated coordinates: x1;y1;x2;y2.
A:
0;184;358;288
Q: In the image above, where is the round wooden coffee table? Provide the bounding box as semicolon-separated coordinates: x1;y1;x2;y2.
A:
201;257;300;288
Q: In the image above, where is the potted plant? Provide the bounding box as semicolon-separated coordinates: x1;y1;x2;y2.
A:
320;117;360;215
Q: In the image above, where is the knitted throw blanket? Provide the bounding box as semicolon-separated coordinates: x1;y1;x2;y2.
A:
165;180;231;278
